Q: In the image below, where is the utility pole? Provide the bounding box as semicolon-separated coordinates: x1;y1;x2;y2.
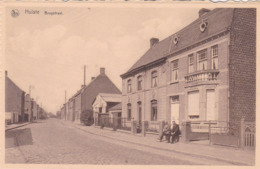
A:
84;65;86;86
65;90;67;120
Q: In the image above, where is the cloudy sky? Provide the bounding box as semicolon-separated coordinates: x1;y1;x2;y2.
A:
5;6;199;113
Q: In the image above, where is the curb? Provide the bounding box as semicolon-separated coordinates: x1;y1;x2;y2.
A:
74;124;252;166
5;122;32;132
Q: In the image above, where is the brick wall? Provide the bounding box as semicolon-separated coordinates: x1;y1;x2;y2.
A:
229;8;256;123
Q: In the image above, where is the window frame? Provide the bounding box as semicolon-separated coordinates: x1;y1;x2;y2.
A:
188;54;194;73
197;49;207;71
151;100;158;121
127;79;132;93
151;71;158;88
137;75;142;91
211;45;218;70
127;103;132;121
171;59;179;82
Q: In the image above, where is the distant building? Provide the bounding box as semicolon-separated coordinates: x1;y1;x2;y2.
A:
73;87;84;123
24;94;32;122
80;68;121;123
92;93;122;125
5;71;25;124
120;8;256;133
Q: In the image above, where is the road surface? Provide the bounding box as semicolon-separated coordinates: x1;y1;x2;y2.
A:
6;118;198;164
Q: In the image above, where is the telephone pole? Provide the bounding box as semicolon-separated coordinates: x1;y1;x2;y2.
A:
84;65;86;86
65;90;67;120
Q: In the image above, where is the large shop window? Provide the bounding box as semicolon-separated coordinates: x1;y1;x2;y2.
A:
137;75;142;91
188;91;200;119
151;71;158;88
211;45;218;70
127;104;132;121
127;79;132;93
151;100;157;121
171;59;179;82
197;49;207;71
188;54;194;73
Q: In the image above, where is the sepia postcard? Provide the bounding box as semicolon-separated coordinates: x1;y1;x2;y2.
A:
1;1;259;169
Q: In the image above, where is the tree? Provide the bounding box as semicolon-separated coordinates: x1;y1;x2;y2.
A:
80;109;94;126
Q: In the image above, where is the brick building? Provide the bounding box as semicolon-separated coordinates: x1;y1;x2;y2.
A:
120;8;256;131
5;71;25;123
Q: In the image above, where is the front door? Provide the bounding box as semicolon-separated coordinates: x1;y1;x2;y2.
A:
171;96;179;124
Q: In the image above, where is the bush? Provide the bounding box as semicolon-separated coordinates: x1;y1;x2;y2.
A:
80;110;94;126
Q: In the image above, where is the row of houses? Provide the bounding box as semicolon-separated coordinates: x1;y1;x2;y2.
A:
58;68;122;124
5;71;47;125
59;8;255;145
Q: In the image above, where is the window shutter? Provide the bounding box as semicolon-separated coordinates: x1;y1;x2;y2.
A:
188;91;199;115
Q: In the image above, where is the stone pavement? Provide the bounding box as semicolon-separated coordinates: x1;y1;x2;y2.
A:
64;120;255;166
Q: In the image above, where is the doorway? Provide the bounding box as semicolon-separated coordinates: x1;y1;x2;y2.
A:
171;96;179;124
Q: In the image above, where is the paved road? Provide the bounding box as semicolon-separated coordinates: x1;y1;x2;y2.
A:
6;118;197;164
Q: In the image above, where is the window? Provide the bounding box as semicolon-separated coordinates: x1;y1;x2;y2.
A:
197;49;207;71
151;71;158;88
211;45;218;70
99;107;102;113
138;102;142;122
188;54;194;73
127;79;132;93
151;100;157;121
127;104;132;121
188;91;200;119
171;60;179;82
137;75;142;91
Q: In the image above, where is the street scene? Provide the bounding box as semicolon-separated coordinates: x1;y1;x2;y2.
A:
4;5;256;166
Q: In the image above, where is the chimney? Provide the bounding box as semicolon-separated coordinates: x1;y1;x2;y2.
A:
199;8;210;17
91;77;95;81
100;67;105;75
150;38;159;47
5;71;7;76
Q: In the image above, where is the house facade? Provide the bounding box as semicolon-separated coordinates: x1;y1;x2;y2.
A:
5;71;25;123
92;93;122;125
120;8;256;131
80;68;121;120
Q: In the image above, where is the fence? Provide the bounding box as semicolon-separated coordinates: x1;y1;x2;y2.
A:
242;120;255;148
182;119;255;148
209;120;241;147
146;121;160;134
96;117;133;131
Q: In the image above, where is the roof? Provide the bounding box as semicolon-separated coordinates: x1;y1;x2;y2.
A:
108;103;122;111
99;93;122;103
81;73;122;111
121;8;234;77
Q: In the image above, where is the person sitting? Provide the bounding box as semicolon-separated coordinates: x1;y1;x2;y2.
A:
159;121;171;143
171;120;180;144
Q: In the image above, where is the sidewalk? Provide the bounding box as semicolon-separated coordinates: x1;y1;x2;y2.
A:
5;122;32;131
62;120;255;166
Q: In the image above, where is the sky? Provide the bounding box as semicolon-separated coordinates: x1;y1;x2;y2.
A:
5;6;199;113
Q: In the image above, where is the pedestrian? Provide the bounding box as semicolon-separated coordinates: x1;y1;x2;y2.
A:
171;120;180;144
158;121;171;143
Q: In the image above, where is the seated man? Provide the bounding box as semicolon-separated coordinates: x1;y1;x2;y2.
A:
171;120;180;144
159;121;171;143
